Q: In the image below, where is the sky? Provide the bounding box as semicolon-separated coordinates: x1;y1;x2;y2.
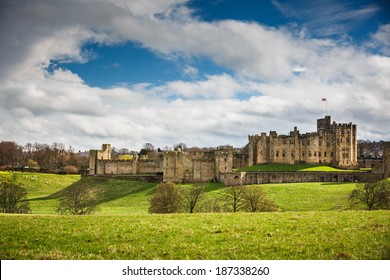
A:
0;0;389;152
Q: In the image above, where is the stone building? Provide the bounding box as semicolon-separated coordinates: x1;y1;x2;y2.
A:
89;144;233;183
89;116;390;184
246;116;358;169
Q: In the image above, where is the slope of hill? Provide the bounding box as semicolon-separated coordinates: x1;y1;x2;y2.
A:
0;172;359;213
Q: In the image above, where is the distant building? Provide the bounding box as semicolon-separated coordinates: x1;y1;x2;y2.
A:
89;116;390;184
246;116;357;169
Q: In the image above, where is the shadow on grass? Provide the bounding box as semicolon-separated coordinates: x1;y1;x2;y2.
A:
28;176;157;205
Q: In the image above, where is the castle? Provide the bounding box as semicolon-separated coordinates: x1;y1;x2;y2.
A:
247;116;357;168
89;116;389;184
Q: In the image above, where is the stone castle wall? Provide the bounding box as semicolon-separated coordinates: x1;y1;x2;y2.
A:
383;142;390;178
220;171;383;185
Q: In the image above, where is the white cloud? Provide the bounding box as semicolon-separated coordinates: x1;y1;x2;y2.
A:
182;65;199;78
369;24;390;56
0;0;389;151
271;0;379;37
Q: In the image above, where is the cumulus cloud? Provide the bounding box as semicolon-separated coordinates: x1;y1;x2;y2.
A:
0;0;389;151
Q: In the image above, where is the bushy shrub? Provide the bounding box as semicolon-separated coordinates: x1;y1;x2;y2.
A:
0;178;31;213
349;179;390;210
57;183;100;215
149;182;182;214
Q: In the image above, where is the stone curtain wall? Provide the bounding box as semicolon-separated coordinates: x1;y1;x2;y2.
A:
220;171;383;186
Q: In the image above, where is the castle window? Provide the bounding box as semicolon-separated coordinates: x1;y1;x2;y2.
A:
324;152;327;157
308;140;311;145
291;152;294;158
282;151;286;157
302;152;305;157
276;151;279;157
309;151;312;157
319;152;321;157
331;152;333;157
314;151;317;157
283;140;287;145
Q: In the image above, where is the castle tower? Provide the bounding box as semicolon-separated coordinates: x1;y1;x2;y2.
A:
317;115;331;133
383;142;390;178
88;144;111;175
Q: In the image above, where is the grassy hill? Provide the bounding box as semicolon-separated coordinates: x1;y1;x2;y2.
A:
0;172;359;213
1;172;388;260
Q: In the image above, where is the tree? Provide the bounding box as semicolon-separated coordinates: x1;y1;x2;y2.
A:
149;182;182;214
222;185;246;212
0;177;31;213
139;143;155;156
242;186;277;212
27;159;40;171
57;183;100;215
63;165;78;174
182;185;205;213
0;141;23;170
349;179;390;210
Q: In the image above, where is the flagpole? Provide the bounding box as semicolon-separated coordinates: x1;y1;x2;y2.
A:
322;98;327;116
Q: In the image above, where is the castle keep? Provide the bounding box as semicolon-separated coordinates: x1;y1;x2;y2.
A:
247;116;357;168
89;116;387;184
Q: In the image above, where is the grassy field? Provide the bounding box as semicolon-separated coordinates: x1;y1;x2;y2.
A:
1;172;388;260
0;211;388;260
0;172;360;213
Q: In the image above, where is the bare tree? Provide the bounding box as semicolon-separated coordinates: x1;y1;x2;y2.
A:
222;185;246;212
149;182;182;214
57;183;100;215
0;177;31;213
349;179;390;210
182;185;205;213
242;186;277;212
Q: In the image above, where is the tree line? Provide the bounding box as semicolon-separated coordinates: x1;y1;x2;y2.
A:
0;141;89;174
357;140;384;159
1;177;389;214
148;182;278;214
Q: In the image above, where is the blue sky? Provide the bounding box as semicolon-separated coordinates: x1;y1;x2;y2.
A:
0;0;389;151
54;0;389;88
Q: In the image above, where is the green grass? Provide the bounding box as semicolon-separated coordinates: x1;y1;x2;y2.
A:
0;211;388;260
0;172;80;214
262;182;358;211
0;172;388;260
0;172;363;213
237;163;359;172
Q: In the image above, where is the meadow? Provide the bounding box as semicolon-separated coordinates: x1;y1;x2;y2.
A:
0;172;388;260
